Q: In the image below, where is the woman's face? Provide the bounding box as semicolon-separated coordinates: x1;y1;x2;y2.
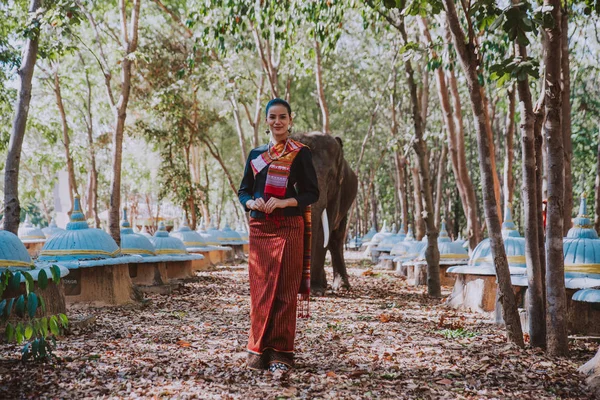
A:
266;104;292;142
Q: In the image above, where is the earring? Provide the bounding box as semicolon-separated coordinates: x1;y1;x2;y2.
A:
287;126;292;134
265;129;270;135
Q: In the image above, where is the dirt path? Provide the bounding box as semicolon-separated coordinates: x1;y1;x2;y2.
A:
0;260;596;399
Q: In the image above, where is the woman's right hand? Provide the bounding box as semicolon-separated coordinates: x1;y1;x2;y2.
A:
247;198;266;211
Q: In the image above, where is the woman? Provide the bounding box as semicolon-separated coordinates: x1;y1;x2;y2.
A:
238;98;320;373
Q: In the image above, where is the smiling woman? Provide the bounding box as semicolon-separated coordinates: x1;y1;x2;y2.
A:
238;98;320;373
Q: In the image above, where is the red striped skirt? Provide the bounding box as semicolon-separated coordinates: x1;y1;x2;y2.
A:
247;216;304;369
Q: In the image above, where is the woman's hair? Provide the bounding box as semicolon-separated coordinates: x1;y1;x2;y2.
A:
265;98;292;117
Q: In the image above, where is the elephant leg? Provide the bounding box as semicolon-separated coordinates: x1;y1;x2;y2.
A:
328;216;351;291
310;218;328;296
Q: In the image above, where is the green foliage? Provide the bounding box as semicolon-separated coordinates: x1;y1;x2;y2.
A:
489;56;540;86
438;328;479;339
1;268;68;361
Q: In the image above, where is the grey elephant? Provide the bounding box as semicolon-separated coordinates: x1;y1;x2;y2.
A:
293;131;358;295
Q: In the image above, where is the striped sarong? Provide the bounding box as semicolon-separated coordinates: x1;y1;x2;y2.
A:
247;216;304;369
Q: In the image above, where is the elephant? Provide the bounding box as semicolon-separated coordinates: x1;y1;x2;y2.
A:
293;131;358;295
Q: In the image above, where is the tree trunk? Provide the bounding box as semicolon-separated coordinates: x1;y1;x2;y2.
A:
561;9;573;235
2;0;41;234
504;85;516;207
394;152;408;230
108;0;142;246
443;0;524;346
230;95;249;164
315;39;330;134
53;68;78;210
434;144;448;228
596;135;600;233
411;163;425;240
82;61;101;228
543;0;568;356
445;22;481;250
397;21;441;297
534;85;547;296
514;38;546;349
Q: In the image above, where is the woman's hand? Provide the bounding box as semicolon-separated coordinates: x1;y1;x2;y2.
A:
246;198;266;211
264;198;297;214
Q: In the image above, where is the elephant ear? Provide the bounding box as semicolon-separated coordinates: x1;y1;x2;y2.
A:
335;136;344;149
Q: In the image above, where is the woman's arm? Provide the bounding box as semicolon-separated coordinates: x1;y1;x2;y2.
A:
238;154;255;212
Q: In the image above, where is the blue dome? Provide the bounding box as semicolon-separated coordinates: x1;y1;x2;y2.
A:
18;215;46;241
150;222;188;255
563;195;600;274
566;194;598;239
0;230;33;267
170;218;208;248
390;225;416;256
501;203;521;238
469;205;525;271
394;237;427;262
236;222;249;242
120;208;156;257
362;226;377;242
39;196;121;261
375;223;405;252
220;222;245;245
417;220;468;261
370;221;393;245
42;218;65;239
196;220;220;246
207;221;226;243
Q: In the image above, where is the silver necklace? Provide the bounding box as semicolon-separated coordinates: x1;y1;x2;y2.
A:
268;137;290;161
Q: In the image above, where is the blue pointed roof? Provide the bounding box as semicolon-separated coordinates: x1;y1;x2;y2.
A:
220;222;246;245
18;214;46;242
563;194;600;275
566;193;598;239
502;203;521;238
120;208;156;257
42;218;65;239
0;230;33;268
149;222;188;255
463;205;525;274
170;217;209;248
377;222;407;252
415;220;468;261
362;225;377;242
39;195;121;261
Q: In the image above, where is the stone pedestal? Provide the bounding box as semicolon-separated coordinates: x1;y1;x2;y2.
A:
165;260;194;280
129;261;168;286
64;264;134;306
447;274;498;313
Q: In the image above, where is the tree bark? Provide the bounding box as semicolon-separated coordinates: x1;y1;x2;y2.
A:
394;152;408;230
434;144;448;228
504;85;516;207
514;38;546;348
230;95;249;165
108;0;142;246
411;163;425;240
444;22;481;250
53;68;78;209
596;136;600;233
534;82;547;297
543;0;568;356
82;57;101;228
315;39;330;134
561;9;573;235
443;0;524;346
2;0;42;234
397;20;441;298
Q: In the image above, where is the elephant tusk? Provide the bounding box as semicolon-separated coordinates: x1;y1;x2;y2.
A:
322;209;329;248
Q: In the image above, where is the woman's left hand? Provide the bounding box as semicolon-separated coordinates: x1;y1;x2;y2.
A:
264;198;291;214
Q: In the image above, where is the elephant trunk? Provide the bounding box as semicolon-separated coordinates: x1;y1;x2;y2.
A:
322;209;329;248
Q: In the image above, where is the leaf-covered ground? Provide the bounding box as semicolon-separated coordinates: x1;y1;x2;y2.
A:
0;254;597;399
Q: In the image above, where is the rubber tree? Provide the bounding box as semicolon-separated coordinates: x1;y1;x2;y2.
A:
442;0;524;346
3;0;42;234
